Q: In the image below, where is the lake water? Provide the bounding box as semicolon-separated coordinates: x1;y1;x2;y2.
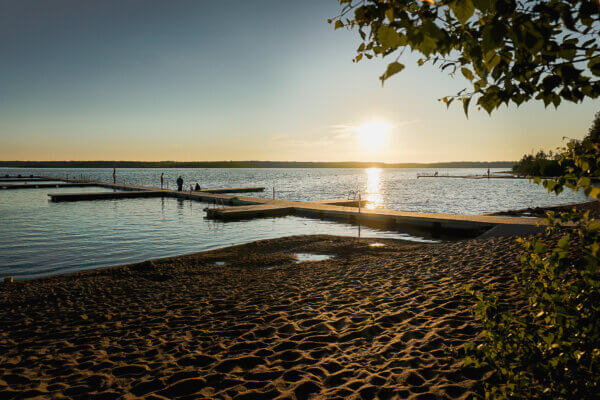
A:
0;168;588;279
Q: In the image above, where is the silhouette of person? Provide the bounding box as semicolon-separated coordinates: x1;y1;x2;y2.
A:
176;176;184;191
487;168;490;178
195;183;200;191
160;173;164;189
112;168;116;184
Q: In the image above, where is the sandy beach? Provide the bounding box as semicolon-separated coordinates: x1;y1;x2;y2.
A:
0;234;529;400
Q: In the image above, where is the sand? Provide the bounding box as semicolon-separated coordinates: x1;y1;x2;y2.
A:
0;234;526;400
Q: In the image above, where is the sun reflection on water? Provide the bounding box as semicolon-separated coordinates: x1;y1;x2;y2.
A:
365;168;383;209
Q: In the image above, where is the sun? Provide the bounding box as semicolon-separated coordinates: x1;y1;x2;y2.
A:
356;121;391;151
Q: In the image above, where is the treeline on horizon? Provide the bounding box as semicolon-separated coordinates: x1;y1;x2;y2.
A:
0;160;516;169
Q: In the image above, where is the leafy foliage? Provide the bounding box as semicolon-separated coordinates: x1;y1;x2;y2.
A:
466;210;600;399
466;119;600;398
541;123;600;200
331;0;600;115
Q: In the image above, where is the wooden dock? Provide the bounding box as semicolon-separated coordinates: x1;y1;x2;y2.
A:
206;201;543;236
2;183;98;190
36;175;543;237
0;178;54;183
416;174;526;179
49;191;164;202
201;187;264;194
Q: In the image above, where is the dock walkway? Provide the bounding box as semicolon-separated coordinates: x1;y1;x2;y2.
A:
416;174;526;179
38;175;543;237
50;190;165;202
0;178;55;183
2;183;98;190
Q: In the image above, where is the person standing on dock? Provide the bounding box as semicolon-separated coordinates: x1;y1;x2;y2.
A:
487;168;490;178
112;168;116;184
160;173;164;189
176;176;184;191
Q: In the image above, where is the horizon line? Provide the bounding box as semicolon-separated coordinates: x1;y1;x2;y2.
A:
0;160;517;164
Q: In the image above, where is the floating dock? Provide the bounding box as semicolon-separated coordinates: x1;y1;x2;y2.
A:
0;178;54;183
416;175;526;179
201;187;264;194
205;201;542;237
36;175;543;237
49;191;164;202
2;183;98;190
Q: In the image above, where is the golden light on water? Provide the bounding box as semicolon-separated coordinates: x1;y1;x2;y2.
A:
356;121;391;151
365;167;383;209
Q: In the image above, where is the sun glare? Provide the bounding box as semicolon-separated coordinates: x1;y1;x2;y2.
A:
356;121;391;151
365;167;382;209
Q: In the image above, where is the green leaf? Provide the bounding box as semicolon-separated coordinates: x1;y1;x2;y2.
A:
487;53;501;70
533;241;547;254
419;35;437;55
557;234;570;249
463;97;471;118
542;75;562;92
380;62;405;83
377;25;402;49
385;8;394;22
481;22;506;53
577;177;591;188
477;92;500;114
587;220;600;232
588;186;600;199
450;0;475;25
472;0;495;12
461;67;474;81
589;57;600;77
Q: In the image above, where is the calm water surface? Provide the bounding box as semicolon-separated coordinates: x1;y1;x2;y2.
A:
0;168;588;279
1;167;588;213
0;185;429;279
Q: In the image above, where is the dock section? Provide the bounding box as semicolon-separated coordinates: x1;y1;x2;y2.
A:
39;175;543;237
0;178;55;183
2;183;98;190
49;191;164;202
305;199;367;207
206;203;295;219
206;200;543;236
201;187;265;194
416;174;526;179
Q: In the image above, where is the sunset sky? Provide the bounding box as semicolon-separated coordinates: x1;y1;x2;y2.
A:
1;0;598;163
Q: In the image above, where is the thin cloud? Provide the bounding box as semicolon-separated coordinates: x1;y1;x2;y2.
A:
329;119;422;137
269;119;423;149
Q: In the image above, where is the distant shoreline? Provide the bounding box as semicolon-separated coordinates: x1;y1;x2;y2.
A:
0;161;516;169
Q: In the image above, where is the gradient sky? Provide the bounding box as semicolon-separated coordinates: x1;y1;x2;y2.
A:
1;0;598;163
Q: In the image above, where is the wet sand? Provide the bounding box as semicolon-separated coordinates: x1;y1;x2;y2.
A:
0;235;525;400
